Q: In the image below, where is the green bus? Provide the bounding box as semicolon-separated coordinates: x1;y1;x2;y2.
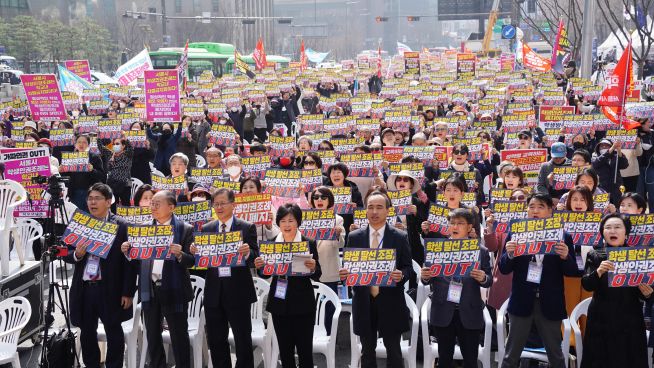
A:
149;42;235;78
224;54;291;74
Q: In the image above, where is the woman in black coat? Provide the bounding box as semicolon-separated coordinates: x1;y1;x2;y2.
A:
254;203;321;368
324;162;364;235
64;134;106;211
591;138;629;204
581;213;652;368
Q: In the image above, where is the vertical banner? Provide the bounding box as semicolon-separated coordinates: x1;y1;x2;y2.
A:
0;147;51;218
64;60;92;83
144;69;181;122
20;74;68;121
456;53;476;79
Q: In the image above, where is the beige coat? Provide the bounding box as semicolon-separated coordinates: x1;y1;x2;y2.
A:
620;145;644;177
317;214;345;283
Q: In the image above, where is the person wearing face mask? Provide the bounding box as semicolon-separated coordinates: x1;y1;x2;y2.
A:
592;139;629;205
129;122;154;185
63;134;106;211
147;121;182;176
228;104;247;142
636;119;654;210
581;214;651;368
223;154;244;183
251;99;271;143
536;142;570;199
102;137;134;211
175;116;197;170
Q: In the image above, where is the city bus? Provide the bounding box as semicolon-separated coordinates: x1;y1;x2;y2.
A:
149;42;235;79
224;54;291;74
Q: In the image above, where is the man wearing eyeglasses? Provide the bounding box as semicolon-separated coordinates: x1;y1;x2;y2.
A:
121;190;195;368
65;183;137;368
190;188;259;368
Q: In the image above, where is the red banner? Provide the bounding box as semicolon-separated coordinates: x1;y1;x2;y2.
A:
523;44;551;72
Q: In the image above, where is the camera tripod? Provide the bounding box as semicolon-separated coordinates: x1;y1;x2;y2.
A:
36;176;79;368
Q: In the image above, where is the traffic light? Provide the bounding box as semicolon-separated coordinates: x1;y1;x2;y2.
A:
375;16;389;23
407;16;420;21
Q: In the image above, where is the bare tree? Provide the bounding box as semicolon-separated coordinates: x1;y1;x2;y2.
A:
119;17;146;58
516;0;583;58
596;0;654;77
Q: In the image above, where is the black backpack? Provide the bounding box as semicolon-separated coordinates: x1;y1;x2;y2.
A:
41;329;76;368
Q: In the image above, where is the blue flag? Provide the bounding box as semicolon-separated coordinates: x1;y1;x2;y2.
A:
58;64;96;98
637;5;647;30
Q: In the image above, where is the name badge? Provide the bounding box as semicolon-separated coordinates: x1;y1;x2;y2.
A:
218;267;231;277
274;279;288;300
576;255;584;271
527;262;543;284
85;256;100;277
447;280;463;304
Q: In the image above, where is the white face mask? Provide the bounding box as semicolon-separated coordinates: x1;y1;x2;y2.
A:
191;196;205;202
227;166;241;177
642;143;653;150
599;149;608;155
119;102;126;109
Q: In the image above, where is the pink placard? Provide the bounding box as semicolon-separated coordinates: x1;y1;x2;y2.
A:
144;69;180;122
20;74;68;121
0;147;52;218
64;60;92;83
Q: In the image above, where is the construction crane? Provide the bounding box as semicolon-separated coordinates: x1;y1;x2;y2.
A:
481;0;501;55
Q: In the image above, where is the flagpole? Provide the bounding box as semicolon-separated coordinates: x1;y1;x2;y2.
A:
614;40;632;186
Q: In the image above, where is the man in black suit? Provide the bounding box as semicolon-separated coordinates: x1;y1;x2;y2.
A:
499;192;580;368
64;183;137;368
121;190;195;368
190;188;258;368
339;190;413;368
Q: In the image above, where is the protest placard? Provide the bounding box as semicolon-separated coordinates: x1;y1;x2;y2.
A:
121;129;147;148
404;51;420;75
193;231;245;268
234;193;272;225
389;162;425;184
97;119;123;140
552;166;582;191
299;209;337;240
300;168;323;192
190;168;224;188
174;200;212;225
49;128;75;147
500;149;548;185
298;114;324;132
126;224;174;260
0;147;51;217
264;169;302;197
626;214;654;246
607;246;654;287
509;217;564;256
209;125;238;146
151;174;187;194
423;238;480;277
331;186;355;214
61;209;118;259
402;146;436;164
342;248;397;286
553;211;602;246
20;74;68;121
59;151;91;173
387;189;413;215
64;60;92;82
268;135;296;156
331;137;365;154
144;69;181;122
593;193;610;213
353;207;397;228
116;206;153;224
258;241;311;276
240;155;271;179
339;153;381;177
211;179;241;193
605;129;638;149
76;116;100;134
456;53;476;79
489;201;528;233
427;204;450;235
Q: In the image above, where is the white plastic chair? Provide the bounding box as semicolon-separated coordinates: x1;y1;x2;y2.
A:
411;260;427;309
97;299;141;368
11;218;43;264
570;297;591;366
497;298;571;368
140;275;205;368
130;178;144;202
0;180;26;276
349;292;419;368
220;277;271;368
268;281;342;368
195;154;206;168
0;296;32;367
421;298;493;368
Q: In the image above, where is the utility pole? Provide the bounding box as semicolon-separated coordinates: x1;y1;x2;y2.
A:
580;0;595;78
161;0;167;46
